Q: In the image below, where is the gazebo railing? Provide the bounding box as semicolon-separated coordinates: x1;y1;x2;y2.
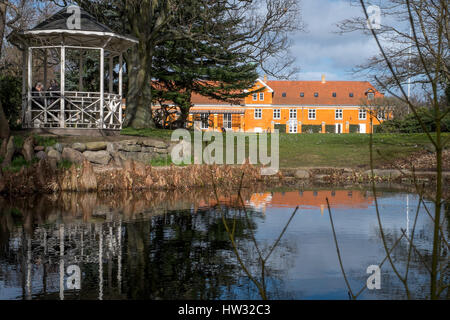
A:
23;91;123;130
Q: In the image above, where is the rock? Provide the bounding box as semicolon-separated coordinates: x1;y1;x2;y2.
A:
141;146;154;153
62;147;85;164
119;143;142;152
154;148;168;154
53;143;64;153
138;152;157;163
22;136;35;162
34;146;45;152
85;141;107;151
72;142;87;152
1;136;15;167
110;151;124;167
36;151;47;160
47;149;62;162
106;142;118;153
83;150;111;165
45;146;55;154
78;160;97;191
294;169;310;179
140;138;167;149
314;174;329;181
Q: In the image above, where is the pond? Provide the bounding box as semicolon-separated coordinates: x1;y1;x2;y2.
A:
0;186;448;300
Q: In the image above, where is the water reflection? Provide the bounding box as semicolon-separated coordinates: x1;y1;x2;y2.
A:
0;188;447;300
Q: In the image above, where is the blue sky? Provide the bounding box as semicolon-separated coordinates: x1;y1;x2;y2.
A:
287;0;380;82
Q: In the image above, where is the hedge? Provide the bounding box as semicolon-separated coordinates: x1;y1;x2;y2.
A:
302;124;322;133
349;124;360;133
325;125;335;133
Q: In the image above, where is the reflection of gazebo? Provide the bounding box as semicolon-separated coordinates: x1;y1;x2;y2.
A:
8;6;137;131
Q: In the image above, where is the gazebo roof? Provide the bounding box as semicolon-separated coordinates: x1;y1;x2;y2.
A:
8;6;138;53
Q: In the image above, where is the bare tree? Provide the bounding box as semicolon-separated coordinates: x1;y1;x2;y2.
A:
336;0;449;300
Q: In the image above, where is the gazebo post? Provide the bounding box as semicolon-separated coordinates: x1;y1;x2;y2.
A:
22;49;27;127
27;47;32;128
99;47;105;129
60;46;65;128
109;55;113;94
43;49;48;89
119;53;123;126
79;50;84;91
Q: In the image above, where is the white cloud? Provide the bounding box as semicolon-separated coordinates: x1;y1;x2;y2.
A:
290;0;380;80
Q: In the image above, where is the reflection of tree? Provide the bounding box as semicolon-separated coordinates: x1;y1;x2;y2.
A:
0;188;298;300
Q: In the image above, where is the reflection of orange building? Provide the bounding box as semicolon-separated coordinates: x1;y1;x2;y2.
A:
247;190;375;212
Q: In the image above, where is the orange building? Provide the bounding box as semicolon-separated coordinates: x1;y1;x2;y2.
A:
185;75;385;134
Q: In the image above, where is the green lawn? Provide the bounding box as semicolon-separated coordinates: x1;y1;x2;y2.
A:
120;128;447;169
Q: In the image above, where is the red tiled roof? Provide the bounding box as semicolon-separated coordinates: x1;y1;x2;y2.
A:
267;80;382;106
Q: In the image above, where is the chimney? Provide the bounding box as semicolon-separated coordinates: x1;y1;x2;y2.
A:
263;75;267;82
321;74;326;84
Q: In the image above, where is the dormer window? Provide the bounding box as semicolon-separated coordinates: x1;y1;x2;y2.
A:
349;93;354;98
282;92;287;97
252;93;258;101
314;92;319;97
300;92;304;97
332;92;337;97
367;92;375;100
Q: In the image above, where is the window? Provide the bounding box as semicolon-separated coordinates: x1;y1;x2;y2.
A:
308;109;316;120
223;113;232;129
332;92;337;97
254;108;262;119
349;93;354;97
335;109;343;120
201;114;209;129
259;92;264;101
252;93;258;101
300;92;304;97
359;109;367;120
289;109;297;119
367;92;375;100
282;92;287;97
273;109;281;119
377;110;386;120
314;92;319;97
289;120;298;133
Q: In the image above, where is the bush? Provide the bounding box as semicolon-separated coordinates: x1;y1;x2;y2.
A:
376;107;450;133
302;124;322;133
325;125;335;133
0;75;22;129
349;124;360;133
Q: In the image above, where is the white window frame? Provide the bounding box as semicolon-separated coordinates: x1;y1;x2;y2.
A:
289;109;297;119
308;109;316;120
273;109;281;120
254;108;262;119
201;114;209;129
335;109;343;120
289;120;298;133
223;113;232;129
359;109;367;120
259;92;264;101
252;93;258;101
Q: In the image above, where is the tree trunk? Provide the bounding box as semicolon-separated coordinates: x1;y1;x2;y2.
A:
123;44;155;129
0;3;10;139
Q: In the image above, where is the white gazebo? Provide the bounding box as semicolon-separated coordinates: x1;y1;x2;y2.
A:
8;6;137;132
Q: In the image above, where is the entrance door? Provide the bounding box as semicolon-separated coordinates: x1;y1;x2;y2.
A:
336;123;342;134
359;124;366;134
289;120;298;133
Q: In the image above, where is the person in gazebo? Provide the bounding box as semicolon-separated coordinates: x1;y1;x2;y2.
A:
32;82;44;107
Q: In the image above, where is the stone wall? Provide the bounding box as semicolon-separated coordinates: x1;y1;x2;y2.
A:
38;138;171;167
